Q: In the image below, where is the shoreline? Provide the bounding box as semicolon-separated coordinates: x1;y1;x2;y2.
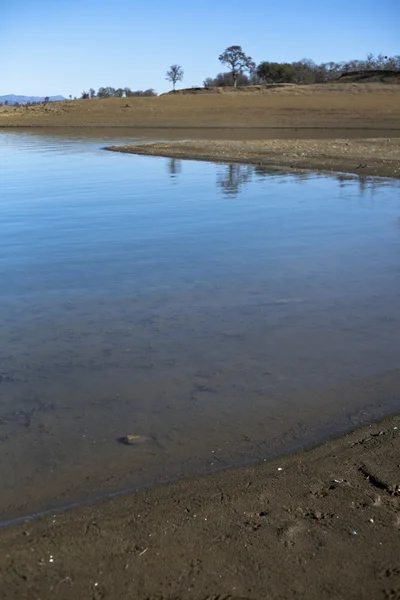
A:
1;414;399;599
2;89;400;598
105;138;400;179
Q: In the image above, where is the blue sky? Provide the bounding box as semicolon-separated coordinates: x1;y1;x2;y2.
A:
1;0;399;97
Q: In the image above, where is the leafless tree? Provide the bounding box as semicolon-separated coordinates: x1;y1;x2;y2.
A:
166;64;184;91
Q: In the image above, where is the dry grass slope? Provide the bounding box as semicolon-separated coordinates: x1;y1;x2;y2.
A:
0;83;399;133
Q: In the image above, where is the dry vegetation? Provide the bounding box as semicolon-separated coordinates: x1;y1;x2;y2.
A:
0;83;399;133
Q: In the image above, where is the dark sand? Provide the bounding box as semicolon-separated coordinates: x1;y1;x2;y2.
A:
0;416;399;600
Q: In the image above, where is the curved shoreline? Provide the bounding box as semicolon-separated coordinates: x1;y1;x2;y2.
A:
2;94;400;597
0;414;399;599
105;138;400;179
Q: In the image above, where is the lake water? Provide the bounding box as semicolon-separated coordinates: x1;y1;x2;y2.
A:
1;129;400;522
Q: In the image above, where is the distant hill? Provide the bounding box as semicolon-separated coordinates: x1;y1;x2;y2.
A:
0;94;66;105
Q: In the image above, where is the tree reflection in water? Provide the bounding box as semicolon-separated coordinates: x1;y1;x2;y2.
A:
216;164;253;197
167;158;182;179
167;158;398;199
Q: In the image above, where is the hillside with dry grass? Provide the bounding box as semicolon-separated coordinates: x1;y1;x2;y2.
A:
0;83;399;135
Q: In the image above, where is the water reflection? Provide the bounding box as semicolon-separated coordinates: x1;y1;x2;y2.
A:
216;164;253;197
1;129;400;521
167;157;182;179
214;162;399;198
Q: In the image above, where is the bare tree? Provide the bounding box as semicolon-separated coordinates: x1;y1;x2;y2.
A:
218;46;253;87
166;64;184;91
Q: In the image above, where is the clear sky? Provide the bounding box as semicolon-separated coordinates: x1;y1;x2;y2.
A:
1;0;399;97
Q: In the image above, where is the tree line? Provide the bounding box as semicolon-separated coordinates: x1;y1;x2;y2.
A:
2;46;398;108
75;47;400;101
205;48;400;87
80;87;157;99
0;96;52;107
79;65;186;99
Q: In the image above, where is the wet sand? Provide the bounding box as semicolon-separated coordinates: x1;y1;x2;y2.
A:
1;415;399;600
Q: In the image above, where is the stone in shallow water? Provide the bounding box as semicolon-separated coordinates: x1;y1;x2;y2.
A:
118;434;154;446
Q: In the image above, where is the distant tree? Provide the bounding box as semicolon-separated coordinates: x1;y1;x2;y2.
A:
166;64;184;91
124;88;157;97
248;60;258;83
203;72;251;88
256;62;295;83
385;55;400;70
43;96;50;104
218;46;253;87
290;59;317;84
115;88;125;97
203;77;214;89
215;71;251;87
97;87;117;98
81;90;90;99
205;53;400;90
69;95;72;100
89;88;96;99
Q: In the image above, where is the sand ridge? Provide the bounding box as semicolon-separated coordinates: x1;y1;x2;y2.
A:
106;137;400;179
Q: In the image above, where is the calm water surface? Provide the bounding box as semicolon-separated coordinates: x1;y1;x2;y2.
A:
1;129;400;520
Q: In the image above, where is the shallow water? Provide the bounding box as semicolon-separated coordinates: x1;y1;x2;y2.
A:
1;129;400;521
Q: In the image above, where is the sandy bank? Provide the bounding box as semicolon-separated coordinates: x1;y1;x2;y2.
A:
1;84;399;133
106;138;400;179
0;415;399;599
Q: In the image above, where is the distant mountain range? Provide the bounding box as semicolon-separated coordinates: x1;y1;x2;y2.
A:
0;94;66;105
